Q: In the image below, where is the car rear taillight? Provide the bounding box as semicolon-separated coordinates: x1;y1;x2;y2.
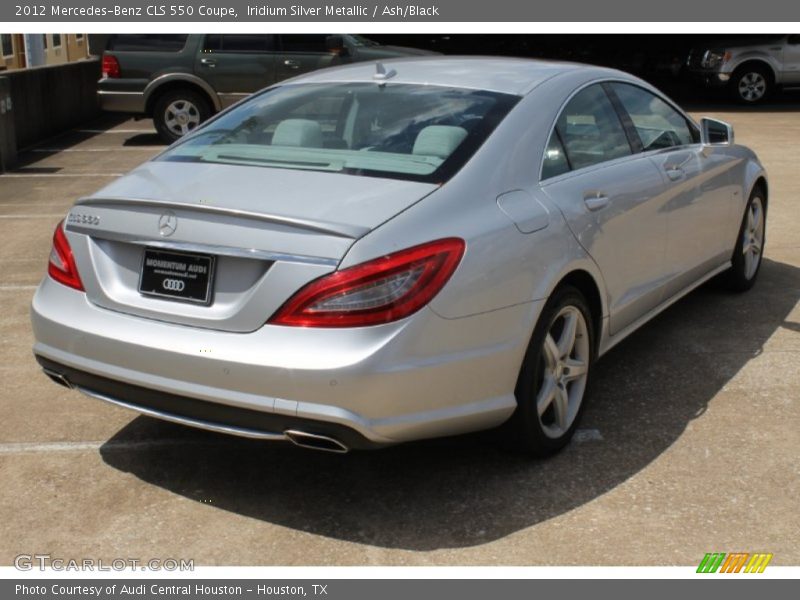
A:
48;220;84;291
102;54;120;78
269;238;466;327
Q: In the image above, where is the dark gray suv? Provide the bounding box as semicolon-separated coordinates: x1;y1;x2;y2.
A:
98;34;434;142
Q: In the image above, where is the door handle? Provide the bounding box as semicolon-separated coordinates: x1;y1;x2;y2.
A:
583;192;609;211
283;59;300;69
200;58;216;67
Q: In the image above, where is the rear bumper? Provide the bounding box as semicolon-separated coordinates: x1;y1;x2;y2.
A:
36;355;374;451
98;90;146;114
31;277;540;446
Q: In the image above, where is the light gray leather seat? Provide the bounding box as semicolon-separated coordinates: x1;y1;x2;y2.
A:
272;119;324;148
412;125;468;159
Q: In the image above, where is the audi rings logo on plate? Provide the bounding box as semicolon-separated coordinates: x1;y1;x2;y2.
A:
162;279;186;292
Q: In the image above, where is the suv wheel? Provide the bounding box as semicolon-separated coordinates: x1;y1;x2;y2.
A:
153;89;211;143
731;65;772;104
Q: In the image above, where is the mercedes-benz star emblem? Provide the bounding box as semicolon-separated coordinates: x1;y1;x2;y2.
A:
158;210;178;237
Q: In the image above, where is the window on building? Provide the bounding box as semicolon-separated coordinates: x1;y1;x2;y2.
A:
1;34;13;57
52;34;62;48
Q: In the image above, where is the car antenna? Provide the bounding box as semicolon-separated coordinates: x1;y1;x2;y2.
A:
373;62;397;85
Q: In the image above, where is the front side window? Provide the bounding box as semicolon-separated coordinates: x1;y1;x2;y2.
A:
554;84;632;172
610;83;698;150
159;83;518;183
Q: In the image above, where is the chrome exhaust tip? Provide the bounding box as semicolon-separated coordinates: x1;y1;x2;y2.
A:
284;430;349;454
42;368;73;390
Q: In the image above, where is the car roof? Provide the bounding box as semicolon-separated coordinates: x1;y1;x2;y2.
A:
290;56;615;96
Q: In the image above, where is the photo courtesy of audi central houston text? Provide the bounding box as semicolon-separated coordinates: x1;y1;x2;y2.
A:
30;51;769;456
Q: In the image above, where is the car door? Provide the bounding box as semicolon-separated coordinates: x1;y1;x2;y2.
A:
195;34;278;107
276;35;343;81
781;35;800;84
540;83;671;335
608;82;736;298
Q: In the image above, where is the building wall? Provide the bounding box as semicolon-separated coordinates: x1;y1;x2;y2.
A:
0;34;25;71
0;34;89;71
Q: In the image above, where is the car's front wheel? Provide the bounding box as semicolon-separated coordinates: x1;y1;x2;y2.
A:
153;89;211;144
730;65;772;104
726;188;766;291
505;286;595;456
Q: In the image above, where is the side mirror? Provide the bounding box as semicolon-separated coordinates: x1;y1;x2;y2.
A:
325;35;348;56
700;117;734;146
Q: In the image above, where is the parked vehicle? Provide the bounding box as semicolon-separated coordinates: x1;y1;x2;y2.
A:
33;58;767;455
98;34;434;142
686;34;800;103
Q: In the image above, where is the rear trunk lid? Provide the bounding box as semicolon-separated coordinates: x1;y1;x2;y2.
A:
65;162;438;332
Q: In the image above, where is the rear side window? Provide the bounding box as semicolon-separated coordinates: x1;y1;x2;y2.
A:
554;84;632;172
541;131;571;180
610;83;699;150
203;35;277;54
107;35;188;52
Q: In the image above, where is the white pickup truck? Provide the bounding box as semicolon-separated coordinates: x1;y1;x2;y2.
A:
687;34;800;103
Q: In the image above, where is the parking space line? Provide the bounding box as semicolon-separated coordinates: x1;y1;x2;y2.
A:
0;439;214;455
0;285;38;291
0;203;71;207
0;173;124;178
0;429;605;455
0;214;64;219
77;129;155;134
31;147;162;153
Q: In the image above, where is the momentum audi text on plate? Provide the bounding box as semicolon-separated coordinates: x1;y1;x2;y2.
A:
31;58;767;455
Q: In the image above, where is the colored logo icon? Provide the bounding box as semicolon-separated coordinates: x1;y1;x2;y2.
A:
697;552;773;573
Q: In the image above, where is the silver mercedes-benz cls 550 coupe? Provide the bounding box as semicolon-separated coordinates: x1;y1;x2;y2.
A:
31;57;767;455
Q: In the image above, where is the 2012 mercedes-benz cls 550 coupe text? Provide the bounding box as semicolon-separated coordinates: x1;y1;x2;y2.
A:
31;58;768;455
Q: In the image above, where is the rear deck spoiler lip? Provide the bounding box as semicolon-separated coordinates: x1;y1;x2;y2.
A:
74;196;371;240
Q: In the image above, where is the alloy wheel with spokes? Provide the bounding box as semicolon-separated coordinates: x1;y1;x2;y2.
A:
153;89;212;144
164;99;202;137
738;72;767;102
506;286;595;456
732;67;771;104
726;189;767;292
537;305;590;439
742;196;765;280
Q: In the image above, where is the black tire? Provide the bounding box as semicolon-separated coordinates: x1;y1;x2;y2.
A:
730;65;773;104
503;286;595;457
725;187;767;292
152;88;211;144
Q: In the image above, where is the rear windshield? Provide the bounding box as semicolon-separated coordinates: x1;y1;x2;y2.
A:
158;82;519;183
107;34;189;52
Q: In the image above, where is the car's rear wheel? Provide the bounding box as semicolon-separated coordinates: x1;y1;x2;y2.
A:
731;65;772;104
505;286;594;456
153;89;211;144
726;188;766;291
